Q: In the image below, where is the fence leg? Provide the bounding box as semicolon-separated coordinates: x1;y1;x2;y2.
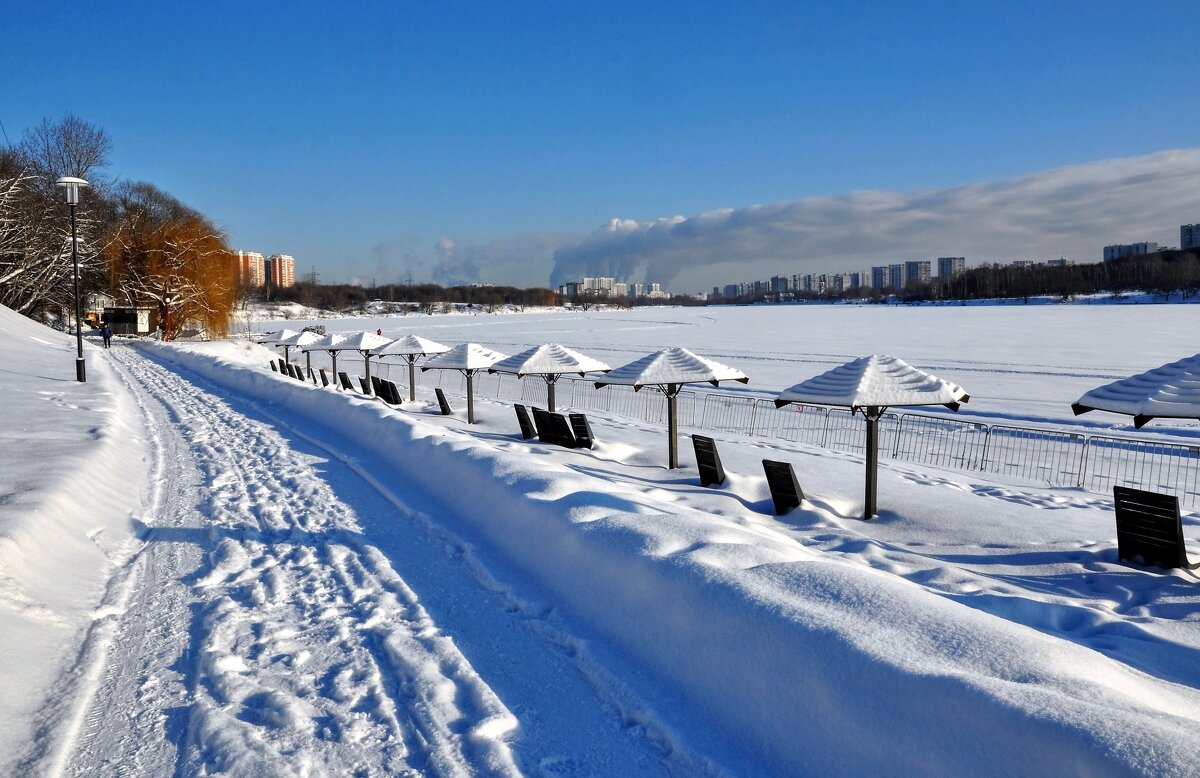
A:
892;415;905;457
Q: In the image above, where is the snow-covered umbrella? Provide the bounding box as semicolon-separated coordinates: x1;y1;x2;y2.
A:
595;347;748;469
259;328;300;361
775;355;968;519
488;343;611;413
277;330;323;380
331;332;393;396
257;328;298;346
302;333;352;389
371;335;451;402
421;343;509;423
1072;353;1200;429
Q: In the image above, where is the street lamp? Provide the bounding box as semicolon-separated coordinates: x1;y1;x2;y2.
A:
56;176;89;382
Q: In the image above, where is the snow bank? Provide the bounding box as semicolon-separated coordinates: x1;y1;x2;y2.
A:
0;308;147;772
144;339;1200;775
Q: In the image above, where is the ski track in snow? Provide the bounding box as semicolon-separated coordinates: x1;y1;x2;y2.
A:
60;344;678;776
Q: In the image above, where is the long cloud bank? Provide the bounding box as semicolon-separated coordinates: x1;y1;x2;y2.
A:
548;148;1200;289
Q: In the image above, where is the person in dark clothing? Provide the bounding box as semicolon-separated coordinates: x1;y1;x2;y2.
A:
102;324;113;348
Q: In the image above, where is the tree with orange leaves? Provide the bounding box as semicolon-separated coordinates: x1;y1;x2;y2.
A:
103;183;238;340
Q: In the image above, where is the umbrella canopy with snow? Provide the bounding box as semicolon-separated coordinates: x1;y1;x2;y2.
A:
331;332;393;396
258;328;298;346
277;330;323;380
371;335;451;402
775;355;968;519
421;343;509;423
1072;353;1200;429
302;333;352;389
595;347;748;469
488;343;611;412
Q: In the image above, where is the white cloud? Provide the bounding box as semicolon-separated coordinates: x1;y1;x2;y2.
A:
548;148;1200;290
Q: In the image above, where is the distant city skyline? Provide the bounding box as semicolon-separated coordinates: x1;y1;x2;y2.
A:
5;2;1199;291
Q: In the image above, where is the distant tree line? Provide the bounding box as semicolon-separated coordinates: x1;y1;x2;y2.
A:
261;282;559;312
0;115;238;339
927;252;1200;303
709;251;1200;306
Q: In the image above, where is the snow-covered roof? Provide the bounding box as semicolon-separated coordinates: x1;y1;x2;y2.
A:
1073;353;1200;428
276;330;323;348
301;332;352;352
371;334;451;358
258;328;299;345
595;347;748;389
488;343;611;378
775;355;968;410
334;331;393;353
421;342;509;372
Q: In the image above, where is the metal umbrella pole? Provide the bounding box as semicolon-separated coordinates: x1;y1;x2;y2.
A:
863;406;883;519
666;383;681;469
465;369;476;424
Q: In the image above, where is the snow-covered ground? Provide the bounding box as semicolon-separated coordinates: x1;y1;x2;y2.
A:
4;302;1200;775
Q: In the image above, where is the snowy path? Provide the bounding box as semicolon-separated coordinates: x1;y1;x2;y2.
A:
63;344;676;775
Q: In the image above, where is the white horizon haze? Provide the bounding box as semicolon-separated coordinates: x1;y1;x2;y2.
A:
353;147;1200;293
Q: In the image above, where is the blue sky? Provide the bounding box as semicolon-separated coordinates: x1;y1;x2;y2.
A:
4;1;1198;290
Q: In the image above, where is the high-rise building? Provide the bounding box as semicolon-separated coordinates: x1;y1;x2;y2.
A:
871;266;888;289
1103;243;1158;262
233;250;265;287
580;276;615;296
888;264;905;290
937;257;966;278
267;254;296;288
1182;224;1200;251
903;261;931;287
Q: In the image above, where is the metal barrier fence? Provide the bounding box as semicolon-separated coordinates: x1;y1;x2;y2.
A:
336;353;1200;508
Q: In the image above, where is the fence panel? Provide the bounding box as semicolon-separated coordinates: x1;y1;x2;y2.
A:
1083;436;1200;508
892;414;989;470
700;394;758;435
981;425;1086;486
753;402;830;446
823;409;901;455
520;378;549;408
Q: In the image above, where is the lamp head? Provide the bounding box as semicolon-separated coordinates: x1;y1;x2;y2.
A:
55;176;89;206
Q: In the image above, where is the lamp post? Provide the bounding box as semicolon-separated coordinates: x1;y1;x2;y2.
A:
56;176;89;383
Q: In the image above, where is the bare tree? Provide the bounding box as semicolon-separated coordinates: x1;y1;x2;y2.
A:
0;116;112;318
19;114;112;190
